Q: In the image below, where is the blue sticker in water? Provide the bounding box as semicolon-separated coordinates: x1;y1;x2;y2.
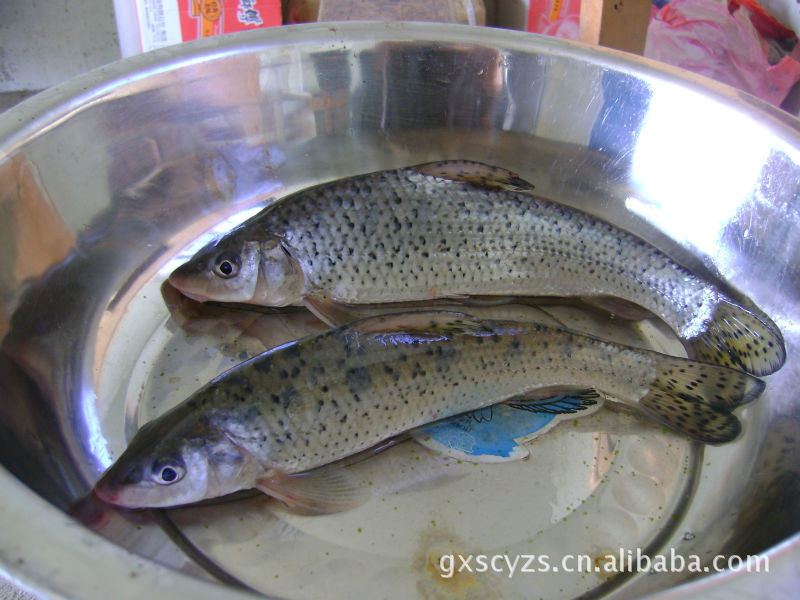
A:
412;393;603;463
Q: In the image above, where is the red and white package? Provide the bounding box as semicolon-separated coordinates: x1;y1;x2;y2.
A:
116;0;282;56
527;0;582;40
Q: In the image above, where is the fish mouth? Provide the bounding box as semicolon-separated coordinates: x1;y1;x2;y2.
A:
176;289;210;303
166;278;209;303
92;462;147;507
92;482;121;506
166;266;211;302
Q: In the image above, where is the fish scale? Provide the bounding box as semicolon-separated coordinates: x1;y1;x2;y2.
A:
169;161;786;376
177;315;661;476
273;170;710;322
94;311;766;510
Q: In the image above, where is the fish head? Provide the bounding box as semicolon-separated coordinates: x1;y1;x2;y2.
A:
169;234;262;303
94;414;259;509
169;232;305;306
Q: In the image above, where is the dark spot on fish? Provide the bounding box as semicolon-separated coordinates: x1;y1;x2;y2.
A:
281;386;298;407
254;358;273;375
346;366;372;393
243;406;261;421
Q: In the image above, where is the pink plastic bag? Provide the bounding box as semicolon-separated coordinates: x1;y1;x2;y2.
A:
645;0;800;106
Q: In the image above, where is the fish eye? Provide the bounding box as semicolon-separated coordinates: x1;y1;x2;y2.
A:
151;457;185;485
214;252;241;279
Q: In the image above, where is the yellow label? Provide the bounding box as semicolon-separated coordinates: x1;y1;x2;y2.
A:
548;0;563;21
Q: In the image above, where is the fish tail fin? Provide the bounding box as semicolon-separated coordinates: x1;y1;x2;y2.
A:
687;300;785;377
638;355;765;444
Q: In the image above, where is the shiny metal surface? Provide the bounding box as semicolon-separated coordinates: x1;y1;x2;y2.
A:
0;21;799;600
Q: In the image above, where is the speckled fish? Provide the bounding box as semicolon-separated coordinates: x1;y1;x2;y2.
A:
93;311;764;512
168;161;785;377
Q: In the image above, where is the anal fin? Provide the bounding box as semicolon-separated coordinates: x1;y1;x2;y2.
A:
580;296;653;320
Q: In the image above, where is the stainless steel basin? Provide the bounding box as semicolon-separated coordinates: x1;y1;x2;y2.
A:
0;21;799;600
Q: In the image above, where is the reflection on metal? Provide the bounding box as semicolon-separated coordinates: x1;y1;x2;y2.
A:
630;83;774;258
0;21;798;600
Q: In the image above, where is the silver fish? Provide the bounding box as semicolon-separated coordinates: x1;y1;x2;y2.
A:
94;311;764;512
168;161;785;377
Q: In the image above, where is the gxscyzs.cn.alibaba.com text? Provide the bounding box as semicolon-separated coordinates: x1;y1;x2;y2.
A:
437;548;769;579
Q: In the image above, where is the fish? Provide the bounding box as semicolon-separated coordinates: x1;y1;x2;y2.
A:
168;160;786;377
93;311;765;512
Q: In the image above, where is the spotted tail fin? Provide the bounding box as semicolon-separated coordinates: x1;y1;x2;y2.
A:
687;300;785;377
638;355;766;444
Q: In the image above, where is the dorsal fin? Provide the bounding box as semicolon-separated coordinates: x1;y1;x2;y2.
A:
413;160;536;193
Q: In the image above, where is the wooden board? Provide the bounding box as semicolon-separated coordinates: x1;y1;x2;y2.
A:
579;0;652;55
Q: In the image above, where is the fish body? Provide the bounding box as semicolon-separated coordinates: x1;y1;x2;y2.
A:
94;311;764;511
169;161;785;377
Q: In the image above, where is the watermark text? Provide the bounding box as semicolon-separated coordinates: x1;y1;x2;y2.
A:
437;548;769;579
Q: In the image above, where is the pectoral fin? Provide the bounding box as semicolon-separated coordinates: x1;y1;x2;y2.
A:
303;294;366;327
255;463;368;514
